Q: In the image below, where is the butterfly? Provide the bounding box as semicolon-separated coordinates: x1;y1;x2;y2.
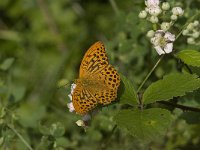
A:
71;41;120;115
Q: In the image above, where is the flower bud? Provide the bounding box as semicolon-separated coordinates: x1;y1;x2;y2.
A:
187;23;194;31
170;14;178;20
182;29;189;35
172;7;184;16
162;2;170;10
146;30;155;38
148;6;162;16
193;20;199;26
138;10;147;18
161;22;171;31
192;32;200;39
187;37;195;44
150;16;158;23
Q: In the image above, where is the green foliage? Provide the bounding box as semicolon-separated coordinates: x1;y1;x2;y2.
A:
0;58;15;71
143;73;200;104
119;75;138;106
1;0;200;149
177;50;200;67
114;108;172;140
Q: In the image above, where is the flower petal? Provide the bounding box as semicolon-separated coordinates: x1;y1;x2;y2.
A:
76;120;85;127
68;94;72;101
165;32;175;42
70;83;76;94
147;6;161;16
67;102;75;112
154;46;165;55
145;0;160;7
164;43;173;53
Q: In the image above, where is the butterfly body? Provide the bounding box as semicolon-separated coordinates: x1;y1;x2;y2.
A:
72;41;120;115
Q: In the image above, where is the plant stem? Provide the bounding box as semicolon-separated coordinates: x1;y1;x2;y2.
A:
100;125;117;150
137;55;164;93
37;0;68;53
157;101;200;112
7;124;33;150
109;0;119;15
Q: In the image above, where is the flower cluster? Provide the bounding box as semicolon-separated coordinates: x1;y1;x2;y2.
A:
182;20;200;44
139;0;184;55
67;83;76;112
139;0;184;24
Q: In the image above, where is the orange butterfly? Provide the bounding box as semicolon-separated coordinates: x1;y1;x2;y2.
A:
71;41;120;115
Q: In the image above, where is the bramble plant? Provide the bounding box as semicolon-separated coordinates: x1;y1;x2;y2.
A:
0;0;200;149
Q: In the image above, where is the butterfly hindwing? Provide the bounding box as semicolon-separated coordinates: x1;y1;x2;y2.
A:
95;65;120;105
72;84;98;114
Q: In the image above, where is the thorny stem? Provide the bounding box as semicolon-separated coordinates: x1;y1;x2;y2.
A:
137;55;164;93
7;124;33;150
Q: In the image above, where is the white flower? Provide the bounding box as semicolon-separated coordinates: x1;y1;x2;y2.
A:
147;6;161;16
151;30;175;55
145;0;160;8
145;0;161;16
172;7;184;16
67;102;75;112
67;83;76;112
70;83;76;95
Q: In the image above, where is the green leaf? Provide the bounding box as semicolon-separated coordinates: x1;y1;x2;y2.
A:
0;58;15;71
177;50;200;67
0;107;6;118
16;101;46;128
179;112;200;124
114;108;172;140
0;137;4;146
38;123;51;135
143;73;200;104
0;30;21;42
119;75;138;106
50;122;65;137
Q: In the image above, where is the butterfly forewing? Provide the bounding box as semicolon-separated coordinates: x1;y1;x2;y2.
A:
79;41;109;78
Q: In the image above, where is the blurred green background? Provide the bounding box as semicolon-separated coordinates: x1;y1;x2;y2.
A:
0;0;200;149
